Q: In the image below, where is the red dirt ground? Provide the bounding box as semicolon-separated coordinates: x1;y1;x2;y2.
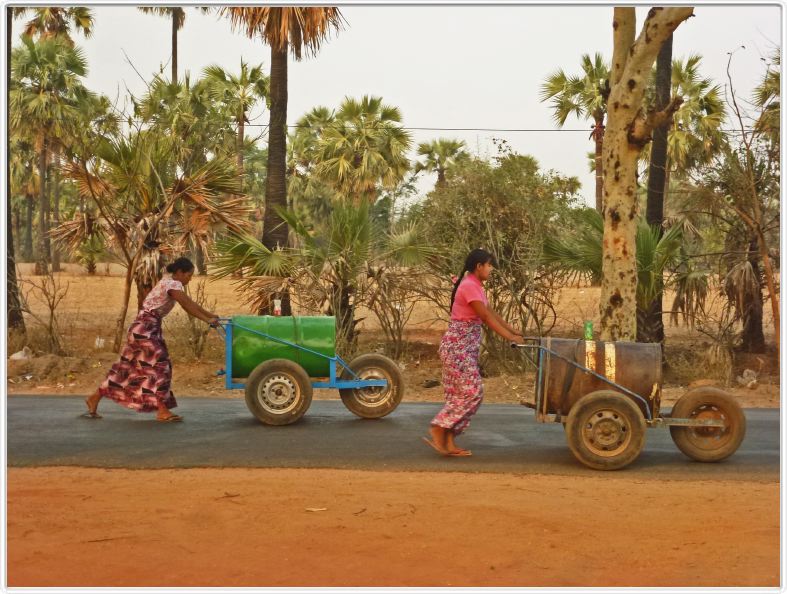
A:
7;467;779;587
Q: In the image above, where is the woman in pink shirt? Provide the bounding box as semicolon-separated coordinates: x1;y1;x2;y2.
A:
424;249;523;456
82;257;220;422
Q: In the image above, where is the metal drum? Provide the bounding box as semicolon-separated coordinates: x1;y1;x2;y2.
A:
537;337;662;418
231;316;336;378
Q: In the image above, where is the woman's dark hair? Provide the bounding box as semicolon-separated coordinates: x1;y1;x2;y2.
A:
449;248;498;309
165;257;195;274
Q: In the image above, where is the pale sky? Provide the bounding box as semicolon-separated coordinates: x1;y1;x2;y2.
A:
15;3;783;207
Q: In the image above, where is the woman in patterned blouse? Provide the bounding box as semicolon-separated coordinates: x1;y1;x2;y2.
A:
82;257;219;422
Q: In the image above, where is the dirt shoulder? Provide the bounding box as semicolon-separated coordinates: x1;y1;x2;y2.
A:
6;351;780;408
7;466;778;587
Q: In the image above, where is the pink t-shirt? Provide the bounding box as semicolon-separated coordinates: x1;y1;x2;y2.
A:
451;274;488;321
142;277;184;317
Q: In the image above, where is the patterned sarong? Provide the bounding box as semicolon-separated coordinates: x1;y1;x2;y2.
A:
98;310;177;413
431;320;484;435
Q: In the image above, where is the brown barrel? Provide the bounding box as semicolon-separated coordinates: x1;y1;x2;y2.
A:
538;337;662;418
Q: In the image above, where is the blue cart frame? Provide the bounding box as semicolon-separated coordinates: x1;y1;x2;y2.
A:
216;318;389;392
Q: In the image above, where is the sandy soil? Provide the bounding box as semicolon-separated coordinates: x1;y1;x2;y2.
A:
7;467;779;587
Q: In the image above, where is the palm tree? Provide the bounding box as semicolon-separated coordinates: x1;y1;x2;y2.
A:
540;53;609;212
542;208;705;343
642;34;673;347
646;55;725;184
18;7;95;272
288;106;339;226
7;7;25;336
314;95;412;203
138;7;209;83
10;35;88;274
57;125;253;350
414;138;468;185
22;7;93;43
9;136;39;261
214;200;434;347
203;61;269;184
753;51;779;149
222;7;344;259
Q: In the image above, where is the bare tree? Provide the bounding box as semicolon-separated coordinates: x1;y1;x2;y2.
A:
599;7;694;341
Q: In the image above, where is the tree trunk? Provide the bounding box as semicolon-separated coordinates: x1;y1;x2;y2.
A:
51;147;61;272
593;118;604;213
13;202;22;256
195;243;207;276
755;226;779;355
740;237;766;353
260;43;292;316
599;7;692;342
113;266;135;352
35;138;49;275
263;45;289;251
24;194;33;261
7;6;26;335
640;33;673;346
237;114;245;190
171;12;178;83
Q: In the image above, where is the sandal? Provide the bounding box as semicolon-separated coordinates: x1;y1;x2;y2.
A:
421;436;450;455
447;448;472;457
81;397;102;419
157;414;183;423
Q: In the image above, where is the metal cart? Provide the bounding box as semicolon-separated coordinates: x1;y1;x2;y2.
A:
216;316;404;425
514;337;746;470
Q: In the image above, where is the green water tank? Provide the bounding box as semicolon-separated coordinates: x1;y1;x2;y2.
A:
230;315;336;378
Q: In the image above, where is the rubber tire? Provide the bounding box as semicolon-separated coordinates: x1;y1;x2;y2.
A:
669;387;746;462
339;354;404;419
245;359;313;426
565;390;647;471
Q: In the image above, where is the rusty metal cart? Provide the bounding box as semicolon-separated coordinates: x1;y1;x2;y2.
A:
514;337;746;470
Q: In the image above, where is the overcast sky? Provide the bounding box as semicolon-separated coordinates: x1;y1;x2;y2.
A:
20;4;782;207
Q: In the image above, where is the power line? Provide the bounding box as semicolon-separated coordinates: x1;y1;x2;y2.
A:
242;123;758;133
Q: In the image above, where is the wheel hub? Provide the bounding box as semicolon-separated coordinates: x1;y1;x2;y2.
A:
258;373;299;413
582;409;631;457
690;405;729;442
354;367;390;406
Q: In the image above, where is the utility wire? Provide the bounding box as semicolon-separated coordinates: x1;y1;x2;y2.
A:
242;123;758;133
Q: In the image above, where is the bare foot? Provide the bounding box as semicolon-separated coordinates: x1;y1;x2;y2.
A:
445;433;471;456
429;425;448;452
84;392;102;416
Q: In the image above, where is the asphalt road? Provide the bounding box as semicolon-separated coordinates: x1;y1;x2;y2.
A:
7;395;779;480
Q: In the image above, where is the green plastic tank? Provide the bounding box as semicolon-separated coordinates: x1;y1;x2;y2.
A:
230;315;336;378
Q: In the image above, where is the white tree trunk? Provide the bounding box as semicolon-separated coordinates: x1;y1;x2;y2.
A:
599;7;694;341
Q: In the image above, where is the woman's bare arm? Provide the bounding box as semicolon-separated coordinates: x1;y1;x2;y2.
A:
488;308;520;336
469;301;521;342
169;290;218;324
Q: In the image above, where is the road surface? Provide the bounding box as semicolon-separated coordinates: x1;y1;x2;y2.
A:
7;395;778;480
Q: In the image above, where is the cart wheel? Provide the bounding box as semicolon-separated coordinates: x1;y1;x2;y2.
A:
245;359;312;426
565;390;646;471
669;387;746;462
339;354;404;419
